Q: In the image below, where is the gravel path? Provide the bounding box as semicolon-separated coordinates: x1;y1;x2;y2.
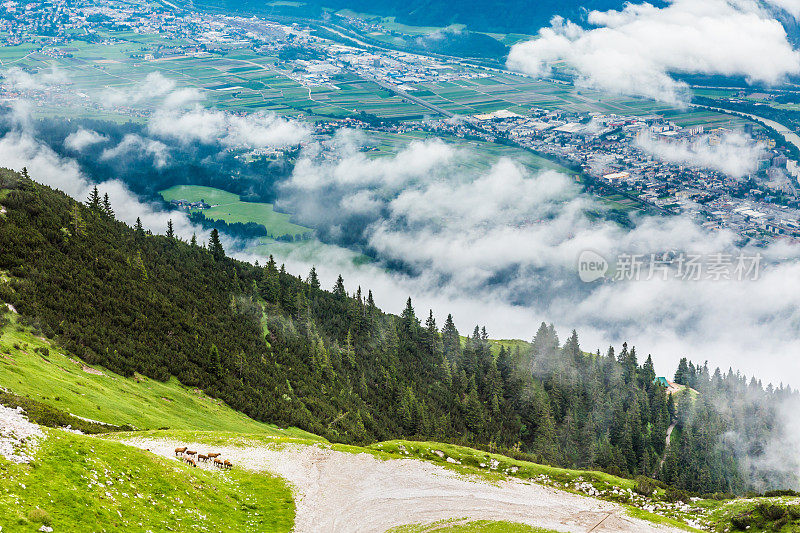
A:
121;437;687;533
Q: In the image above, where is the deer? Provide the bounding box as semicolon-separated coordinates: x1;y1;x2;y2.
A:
174;446;187;456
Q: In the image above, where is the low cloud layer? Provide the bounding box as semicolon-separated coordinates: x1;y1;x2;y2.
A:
507;0;800;104
635;130;767;177
0;110;205;243
64;128;109;152
277;131;800;389
100;134;170;168
149;105;311;150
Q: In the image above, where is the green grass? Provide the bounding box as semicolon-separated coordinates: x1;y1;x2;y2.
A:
388;519;559;532
159;185;311;238
0;429;295;532
0;317;318;438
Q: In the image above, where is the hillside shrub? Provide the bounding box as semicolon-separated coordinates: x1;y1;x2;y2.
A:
27;508;51;527
634;476;656;496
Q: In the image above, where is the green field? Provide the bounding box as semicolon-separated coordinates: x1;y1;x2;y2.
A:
159;185;311;239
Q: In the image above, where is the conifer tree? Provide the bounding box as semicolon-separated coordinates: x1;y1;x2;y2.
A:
87;185;101;210
102;193;114;218
166;219;174;239
135;217;144;235
333;274;346;297
208;229;225;261
190;233;197;246
308;266;320;290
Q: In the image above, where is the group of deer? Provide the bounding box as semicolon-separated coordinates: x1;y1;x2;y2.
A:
174;446;232;469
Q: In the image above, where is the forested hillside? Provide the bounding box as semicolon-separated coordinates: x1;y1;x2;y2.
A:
0;168;795;494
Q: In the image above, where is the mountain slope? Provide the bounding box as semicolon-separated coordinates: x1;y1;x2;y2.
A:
0;168;794;495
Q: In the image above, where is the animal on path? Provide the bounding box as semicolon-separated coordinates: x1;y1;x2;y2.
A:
207;452;220;458
185;457;196;467
223;460;232;469
214;458;224;468
174;446;187;456
186;450;197;457
198;454;208;462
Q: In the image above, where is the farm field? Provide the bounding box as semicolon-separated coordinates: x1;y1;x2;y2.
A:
3;29;756;133
159;185;311;239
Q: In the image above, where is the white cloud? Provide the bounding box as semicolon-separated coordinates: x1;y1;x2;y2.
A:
148;104;311;150
64;128;109;152
635;130;767;177
0;128;202;240
276;132;800;390
507;0;800;104
1;64;67;92
100;134;170;168
100;72;179;108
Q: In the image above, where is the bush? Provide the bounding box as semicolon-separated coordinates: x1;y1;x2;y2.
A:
664;486;690;503
764;489;799;497
731;512;751;530
634;476;656;496
758;503;788;521
27;508;52;526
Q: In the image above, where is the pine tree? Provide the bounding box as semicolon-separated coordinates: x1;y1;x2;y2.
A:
211;344;222;377
190;233;197;246
102;193;114;218
166;219;174;239
441;314;461;362
208;229;225;261
135;217;144;235
674;358;690;385
333;275;346;297
87;185;101;210
308;266;320;290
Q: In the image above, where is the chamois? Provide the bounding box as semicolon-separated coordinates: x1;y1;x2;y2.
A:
198;454;208;462
223;460;232;469
174;446;187;456
214;458;224;468
207;452;220;459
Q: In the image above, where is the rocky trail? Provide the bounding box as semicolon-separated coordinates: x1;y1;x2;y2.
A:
122;437;689;533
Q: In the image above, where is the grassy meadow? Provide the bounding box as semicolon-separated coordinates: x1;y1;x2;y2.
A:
159;185;311;239
0;430;295;532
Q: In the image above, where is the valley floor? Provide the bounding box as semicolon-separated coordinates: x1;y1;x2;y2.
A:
120;437;689;533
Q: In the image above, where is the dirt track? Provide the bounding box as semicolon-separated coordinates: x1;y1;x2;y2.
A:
122;438;687;533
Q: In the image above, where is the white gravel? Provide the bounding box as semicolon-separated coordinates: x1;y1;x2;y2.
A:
122;437;688;533
0;403;44;464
